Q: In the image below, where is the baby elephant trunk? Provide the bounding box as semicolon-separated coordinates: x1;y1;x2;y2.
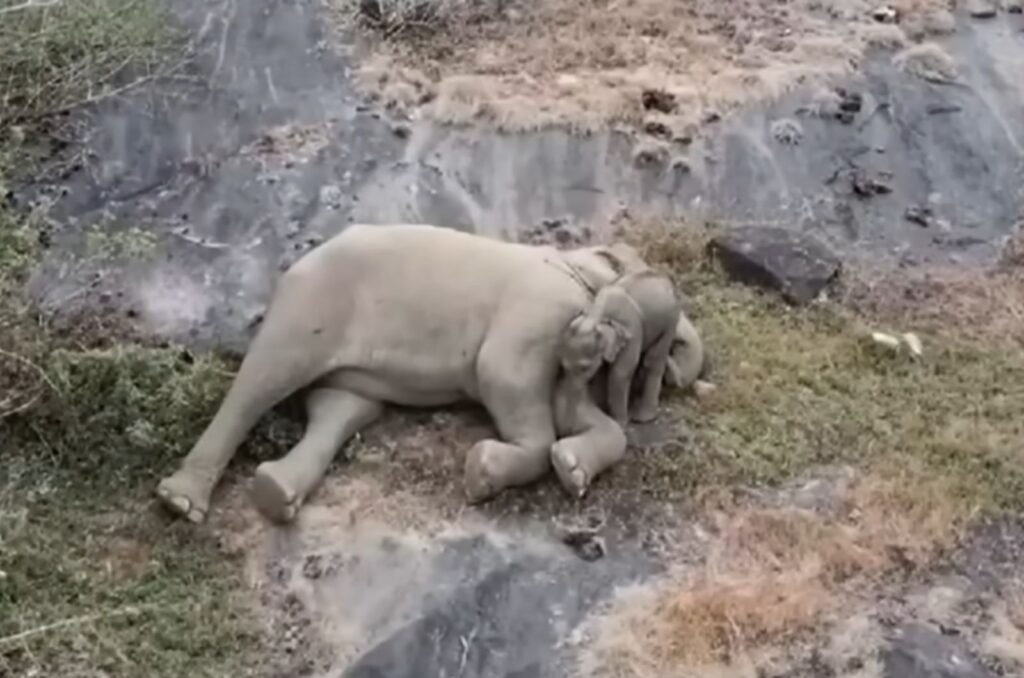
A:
666;312;705;390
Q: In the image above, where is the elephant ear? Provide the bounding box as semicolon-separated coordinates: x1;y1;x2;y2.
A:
596;321;631;362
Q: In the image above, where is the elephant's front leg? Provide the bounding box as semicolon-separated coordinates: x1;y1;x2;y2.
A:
252;388;383;523
633;326;676;423
550;407;627;499
607;338;643;425
463;341;557;504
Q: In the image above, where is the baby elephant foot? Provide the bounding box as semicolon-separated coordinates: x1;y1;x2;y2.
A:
463;441;502;505
631;402;659;424
156;470;211;524
551;443;589;499
252;461;304;524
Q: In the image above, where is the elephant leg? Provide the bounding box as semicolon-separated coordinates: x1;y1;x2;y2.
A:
156;309;336;523
252;388;383;524
633;325;676;423
550;407;627;499
464;341;557;504
607;337;643;425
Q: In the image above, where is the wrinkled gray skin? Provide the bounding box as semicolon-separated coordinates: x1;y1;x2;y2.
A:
581;269;683;425
157;224;702;524
549;315;627;499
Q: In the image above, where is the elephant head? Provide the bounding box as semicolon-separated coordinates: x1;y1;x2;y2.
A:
558;313;632;381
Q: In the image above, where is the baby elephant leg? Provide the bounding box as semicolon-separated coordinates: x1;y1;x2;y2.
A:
550;406;627;499
252;388;383;523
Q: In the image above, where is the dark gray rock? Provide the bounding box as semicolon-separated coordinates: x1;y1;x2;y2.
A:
337;534;653;678
884;623;994;678
708;226;841;304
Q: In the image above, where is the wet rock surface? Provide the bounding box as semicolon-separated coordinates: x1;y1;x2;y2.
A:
709;226;842;304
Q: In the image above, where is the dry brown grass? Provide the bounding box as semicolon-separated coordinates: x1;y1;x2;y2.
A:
841;264;1024;347
335;0;957;132
580;467;970;676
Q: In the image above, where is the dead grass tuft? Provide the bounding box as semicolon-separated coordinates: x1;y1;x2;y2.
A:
581;467;970;676
893;41;958;82
332;0;957;132
841;263;1024;347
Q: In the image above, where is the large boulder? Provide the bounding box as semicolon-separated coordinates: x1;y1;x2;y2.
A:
884;623;994;678
708;226;841;305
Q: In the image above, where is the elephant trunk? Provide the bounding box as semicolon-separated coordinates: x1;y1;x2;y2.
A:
666;312;705;390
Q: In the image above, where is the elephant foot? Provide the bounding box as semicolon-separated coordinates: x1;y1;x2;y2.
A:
551;443;589;499
252;462;303;524
631;403;659;424
156;470;211;524
464;442;501;505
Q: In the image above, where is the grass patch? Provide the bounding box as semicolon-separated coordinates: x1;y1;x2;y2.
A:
0;2;266;675
615;221;1024;512
0;0;177;129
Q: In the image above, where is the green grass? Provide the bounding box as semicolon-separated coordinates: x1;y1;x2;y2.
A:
625;223;1024;511
0;0;177;129
0;2;267;676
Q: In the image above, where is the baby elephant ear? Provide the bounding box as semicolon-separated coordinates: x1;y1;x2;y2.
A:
597;321;631;362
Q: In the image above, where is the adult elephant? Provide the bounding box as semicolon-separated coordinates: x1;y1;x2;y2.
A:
157;223;704;524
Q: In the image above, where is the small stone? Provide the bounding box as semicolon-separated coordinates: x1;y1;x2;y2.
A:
641;89;676;114
643;120;671;138
770;118;804;146
302;554;325;580
905;205;933;227
391;124;411;139
693;380;717;400
852;170;893;198
561;529;606;562
632;141;670;168
966;0;998;18
708;226;842;305
670;157;691;173
836;88;864;113
872;5;900;22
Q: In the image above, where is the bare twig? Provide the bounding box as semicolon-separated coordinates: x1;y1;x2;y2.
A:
0;0;64;15
0;605;159;645
0;348;61;398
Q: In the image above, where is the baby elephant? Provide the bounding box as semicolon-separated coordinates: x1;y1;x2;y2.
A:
589;268;682;424
549;314;628;498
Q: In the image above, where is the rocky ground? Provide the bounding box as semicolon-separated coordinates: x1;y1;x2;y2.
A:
2;1;1024;677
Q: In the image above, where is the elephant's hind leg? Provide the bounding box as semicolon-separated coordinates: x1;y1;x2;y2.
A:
464;343;557;504
157;328;332;523
252;388;383;524
633;324;677;423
